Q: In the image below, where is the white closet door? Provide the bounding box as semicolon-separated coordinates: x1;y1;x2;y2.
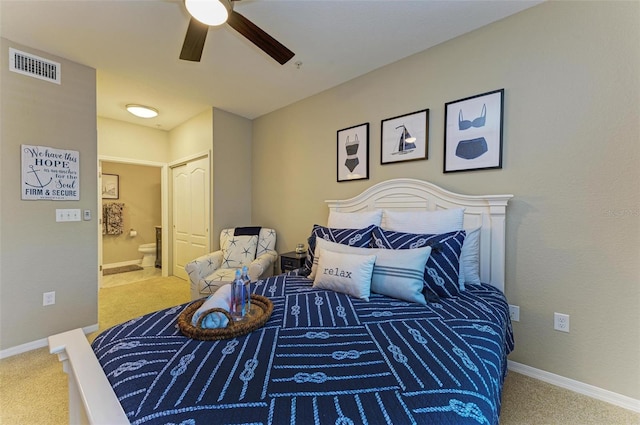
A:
172;156;210;280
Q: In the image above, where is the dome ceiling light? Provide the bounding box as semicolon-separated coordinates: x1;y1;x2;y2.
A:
126;104;159;119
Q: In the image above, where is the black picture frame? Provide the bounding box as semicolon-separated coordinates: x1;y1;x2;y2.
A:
381;109;429;164
444;89;504;173
102;174;119;199
337;123;369;182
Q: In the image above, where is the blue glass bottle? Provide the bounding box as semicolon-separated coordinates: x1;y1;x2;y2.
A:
241;266;251;314
230;269;246;320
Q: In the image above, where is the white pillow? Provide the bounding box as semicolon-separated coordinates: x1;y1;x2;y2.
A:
459;226;481;289
382;208;465;234
312;239;432;305
313;248;376;301
327;210;383;229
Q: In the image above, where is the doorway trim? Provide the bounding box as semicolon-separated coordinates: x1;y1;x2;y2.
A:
98;155;169;287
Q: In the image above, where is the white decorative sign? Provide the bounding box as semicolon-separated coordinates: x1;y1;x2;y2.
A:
21;144;80;200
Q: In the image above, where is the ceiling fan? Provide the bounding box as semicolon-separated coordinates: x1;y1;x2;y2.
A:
180;0;295;65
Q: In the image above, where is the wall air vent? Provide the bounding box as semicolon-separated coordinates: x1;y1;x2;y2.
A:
9;48;61;84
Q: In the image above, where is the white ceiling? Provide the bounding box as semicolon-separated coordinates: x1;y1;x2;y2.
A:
1;0;542;130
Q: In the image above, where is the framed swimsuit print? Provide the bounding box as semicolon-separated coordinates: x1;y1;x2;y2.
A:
337;123;369;182
444;89;504;173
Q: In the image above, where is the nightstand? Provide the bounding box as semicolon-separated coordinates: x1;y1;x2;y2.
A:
280;251;307;273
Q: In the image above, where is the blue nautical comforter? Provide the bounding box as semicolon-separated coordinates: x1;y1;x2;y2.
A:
92;272;514;425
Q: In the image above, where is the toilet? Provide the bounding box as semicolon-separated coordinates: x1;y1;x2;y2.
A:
138;243;156;267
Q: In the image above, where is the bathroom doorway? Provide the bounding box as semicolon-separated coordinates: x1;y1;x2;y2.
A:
98;157;169;288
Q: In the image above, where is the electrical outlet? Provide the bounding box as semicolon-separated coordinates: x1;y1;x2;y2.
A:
554;312;570;332
43;291;56;306
509;305;520;322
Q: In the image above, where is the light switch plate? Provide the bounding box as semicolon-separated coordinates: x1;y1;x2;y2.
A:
56;209;81;222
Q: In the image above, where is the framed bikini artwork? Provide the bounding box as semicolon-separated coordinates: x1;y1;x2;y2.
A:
337;122;369;182
381;109;429;165
444;89;504;173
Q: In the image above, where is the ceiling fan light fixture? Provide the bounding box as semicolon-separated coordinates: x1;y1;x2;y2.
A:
185;0;230;26
126;104;159;119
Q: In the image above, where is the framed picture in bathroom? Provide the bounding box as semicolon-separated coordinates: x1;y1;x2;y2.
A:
102;174;119;199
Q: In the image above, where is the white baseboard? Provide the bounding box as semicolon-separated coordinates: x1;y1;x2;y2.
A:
0;324;99;359
508;360;640;413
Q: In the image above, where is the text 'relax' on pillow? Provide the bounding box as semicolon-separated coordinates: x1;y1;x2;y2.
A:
312;248;376;301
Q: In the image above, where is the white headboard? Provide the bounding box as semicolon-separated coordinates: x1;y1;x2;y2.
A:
326;178;513;292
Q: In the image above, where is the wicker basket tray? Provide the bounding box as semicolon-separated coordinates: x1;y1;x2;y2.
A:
178;294;274;341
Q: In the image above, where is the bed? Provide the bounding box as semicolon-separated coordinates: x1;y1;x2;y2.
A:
49;178;514;425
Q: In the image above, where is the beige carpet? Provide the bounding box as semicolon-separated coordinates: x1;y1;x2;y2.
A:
501;372;639;424
0;276;190;425
1;277;638;425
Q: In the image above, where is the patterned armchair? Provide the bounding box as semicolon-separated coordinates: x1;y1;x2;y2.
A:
185;227;277;300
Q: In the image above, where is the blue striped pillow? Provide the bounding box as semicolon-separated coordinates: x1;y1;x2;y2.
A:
371;227;466;298
305;224;376;271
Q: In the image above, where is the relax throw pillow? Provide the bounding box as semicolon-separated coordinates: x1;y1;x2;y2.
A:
312;248;376;301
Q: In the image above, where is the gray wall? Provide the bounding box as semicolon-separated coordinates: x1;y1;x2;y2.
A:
212;108;253;243
1;39;98;348
252;2;639;400
167;107;253;252
0;52;253;351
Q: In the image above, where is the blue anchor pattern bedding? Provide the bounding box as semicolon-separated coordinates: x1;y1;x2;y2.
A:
92;272;514;425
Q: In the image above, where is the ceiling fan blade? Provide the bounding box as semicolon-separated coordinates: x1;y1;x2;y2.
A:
180;18;209;62
227;10;294;65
